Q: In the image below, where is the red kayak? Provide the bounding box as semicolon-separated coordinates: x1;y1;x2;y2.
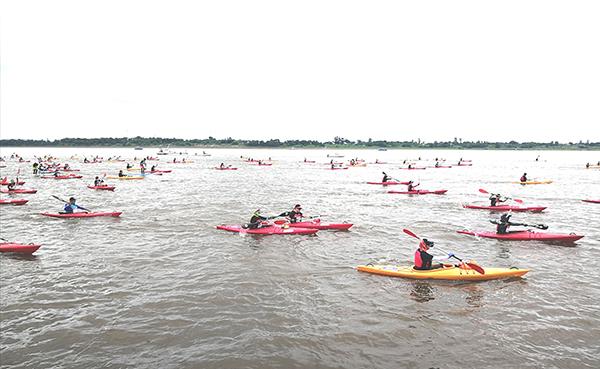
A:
0;188;37;194
457;230;584;242
0;198;28;205
582;199;600;204
456;163;473;166
61;169;81;172
87;185;116;191
302;160;316;163
463;204;546;212
367;181;410;185
216;224;318;235
430;166;453;168
388;190;448;195
0;242;41;254
41;212;122;218
1;179;26;186
214;167;238;170
288;220;353;230
41;175;83;179
150;170;172;173
399;167;426;170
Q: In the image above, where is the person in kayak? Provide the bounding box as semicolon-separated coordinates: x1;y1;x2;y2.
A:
32;162;39;174
7;179;17;191
382;172;390;183
407;180;419;192
118;170;126;177
414;238;444;270
495;213;517;234
220;163;225;169
278;204;304;223
520;173;528;182
62;197;89;214
126;163;133;169
246;209;270;229
489;193;507;207
93;176;104;186
151;165;157;172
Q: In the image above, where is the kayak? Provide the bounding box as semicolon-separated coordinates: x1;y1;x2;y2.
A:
41;175;83;179
463;204;546;212
582;199;600;204
456;230;584;242
0;198;29;205
302;160;316;163
512;180;553;185
430;166;453;168
1;179;26;185
399;167;426;170
328;167;349;170
41;212;122;218
356;264;529;281
456;163;473;166
367;181;410;185
288;220;353;230
0;242;41;254
106;176;144;180
87;185;116;191
61;169;80;172
388;190;448;195
372;162;388;164
0;188;37;194
214;167;238;170
216;224;318;235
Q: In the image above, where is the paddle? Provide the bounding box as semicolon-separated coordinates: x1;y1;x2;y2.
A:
489;219;548;230
0;237;8;242
51;195;90;213
478;188;524;204
402;228;485;275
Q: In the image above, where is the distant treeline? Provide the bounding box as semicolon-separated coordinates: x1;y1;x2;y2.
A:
0;136;598;150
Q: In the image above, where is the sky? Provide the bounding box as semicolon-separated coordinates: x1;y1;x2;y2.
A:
1;0;599;143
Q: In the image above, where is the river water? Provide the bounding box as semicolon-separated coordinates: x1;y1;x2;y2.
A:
1;148;599;369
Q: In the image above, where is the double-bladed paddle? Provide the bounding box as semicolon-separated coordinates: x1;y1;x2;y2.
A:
403;228;485;275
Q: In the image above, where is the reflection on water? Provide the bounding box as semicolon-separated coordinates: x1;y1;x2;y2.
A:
410;281;436;303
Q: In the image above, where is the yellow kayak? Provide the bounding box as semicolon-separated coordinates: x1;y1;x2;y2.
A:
511;180;553;185
356;264;529;281
106;176;144;180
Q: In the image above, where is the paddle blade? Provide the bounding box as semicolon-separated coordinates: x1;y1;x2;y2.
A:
513;199;524;204
478;188;489;194
467;262;485;275
273;220;286;225
403;229;420;239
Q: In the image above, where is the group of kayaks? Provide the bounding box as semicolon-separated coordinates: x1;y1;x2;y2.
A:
216;219;353;235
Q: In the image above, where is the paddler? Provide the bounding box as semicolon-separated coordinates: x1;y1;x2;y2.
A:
7;179;17;191
277;204;304;223
496;213;515;234
219;163;225;169
62;197;89;214
32;162;39;174
93;176;104;186
382;172;390;183
407;180;419;192
489;193;507;207
414;238;444;270
118;170;126;177
151;165;157;171
247;209;269;229
126;163;133;169
520;173;528;182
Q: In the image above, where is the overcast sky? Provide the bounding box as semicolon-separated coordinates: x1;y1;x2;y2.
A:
1;0;599;143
